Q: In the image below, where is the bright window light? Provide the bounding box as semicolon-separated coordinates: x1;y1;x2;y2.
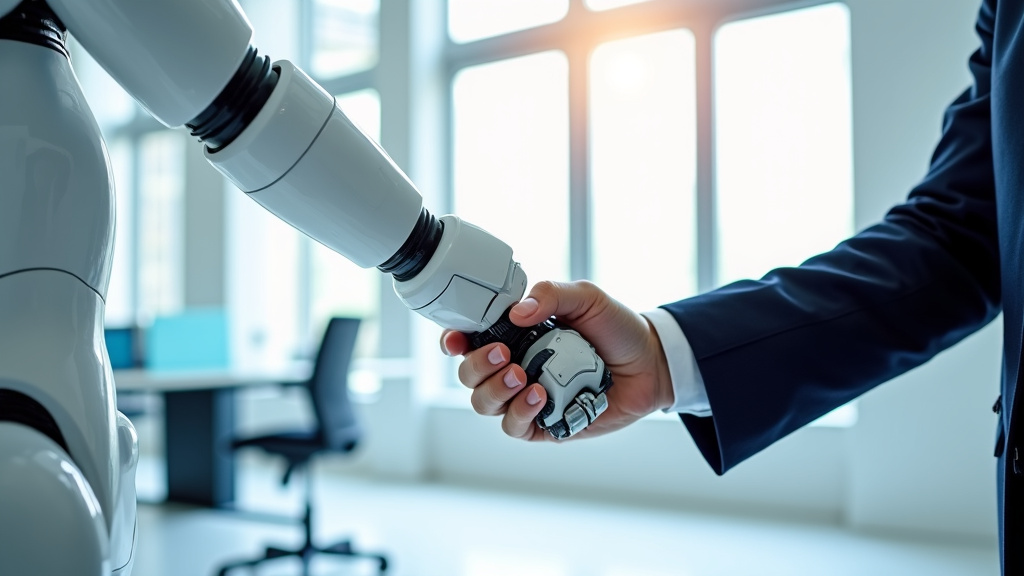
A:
241;0;300;62
585;0;651;11
452;51;571;285
590;29;698;311
336;89;381;140
137;131;185;323
311;0;378;79
226;179;302;369
448;0;569;43
714;3;853;287
105;138;134;327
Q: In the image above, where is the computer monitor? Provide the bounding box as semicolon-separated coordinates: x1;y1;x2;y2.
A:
104;327;140;370
145;309;229;371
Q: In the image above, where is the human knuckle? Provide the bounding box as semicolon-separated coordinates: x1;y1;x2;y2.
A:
470;390;488;415
533;280;557;294
500;416;515;436
456;361;472;386
501;414;525;438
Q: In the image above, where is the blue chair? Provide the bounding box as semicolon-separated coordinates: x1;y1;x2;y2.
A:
214;317;388;576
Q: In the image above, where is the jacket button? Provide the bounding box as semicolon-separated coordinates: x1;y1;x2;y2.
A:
1016;447;1022;476
993;395;1002;414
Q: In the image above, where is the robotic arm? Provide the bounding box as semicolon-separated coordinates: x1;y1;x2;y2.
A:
200;60;613;439
50;0;612;439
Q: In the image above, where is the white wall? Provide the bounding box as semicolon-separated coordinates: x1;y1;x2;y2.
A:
220;0;1001;543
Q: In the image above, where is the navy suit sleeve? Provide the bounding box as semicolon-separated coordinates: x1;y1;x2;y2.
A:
663;0;1000;475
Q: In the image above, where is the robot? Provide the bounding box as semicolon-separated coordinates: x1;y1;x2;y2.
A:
0;0;613;573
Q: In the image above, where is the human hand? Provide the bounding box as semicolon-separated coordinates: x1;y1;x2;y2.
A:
440;280;674;441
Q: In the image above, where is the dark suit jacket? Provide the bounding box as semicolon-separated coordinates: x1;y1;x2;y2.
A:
661;0;1019;571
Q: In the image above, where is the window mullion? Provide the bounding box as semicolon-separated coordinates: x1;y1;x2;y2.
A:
694;22;716;293
128;138;142;326
568;43;591;281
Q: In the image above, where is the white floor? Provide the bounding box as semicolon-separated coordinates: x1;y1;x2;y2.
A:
129;456;999;576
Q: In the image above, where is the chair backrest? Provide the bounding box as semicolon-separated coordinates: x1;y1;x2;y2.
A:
308;317;362;451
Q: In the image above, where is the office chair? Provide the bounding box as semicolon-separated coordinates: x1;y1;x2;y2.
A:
215;317;388;576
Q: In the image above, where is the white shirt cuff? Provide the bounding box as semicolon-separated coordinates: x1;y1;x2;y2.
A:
641;308;712;417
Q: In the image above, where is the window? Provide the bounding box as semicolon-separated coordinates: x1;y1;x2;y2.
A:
448;0;569;43
311;0;379;79
452;51;571;285
715;3;853;287
105;138;135;327
136;131;186;322
448;3;712;312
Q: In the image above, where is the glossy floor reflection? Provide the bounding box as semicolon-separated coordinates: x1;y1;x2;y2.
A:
132;456;998;576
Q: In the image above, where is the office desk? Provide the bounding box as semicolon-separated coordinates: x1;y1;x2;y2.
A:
115;366;309;508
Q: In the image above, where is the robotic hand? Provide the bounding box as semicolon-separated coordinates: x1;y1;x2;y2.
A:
0;0;611;573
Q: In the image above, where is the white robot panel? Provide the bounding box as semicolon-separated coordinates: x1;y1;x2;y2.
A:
0;423;111;576
49;0;253;127
0;38;114;294
393;215;528;333
206;61;424;270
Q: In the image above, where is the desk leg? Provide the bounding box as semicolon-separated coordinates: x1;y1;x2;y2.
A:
163;388;235;507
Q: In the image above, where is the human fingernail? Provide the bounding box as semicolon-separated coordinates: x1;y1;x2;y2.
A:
513;298;539;316
488;346;506;365
526;387;542;406
504;369;522;388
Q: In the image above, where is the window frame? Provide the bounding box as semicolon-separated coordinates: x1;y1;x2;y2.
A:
442;0;837;291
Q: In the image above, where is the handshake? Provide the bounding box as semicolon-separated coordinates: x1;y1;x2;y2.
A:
440;280;675;442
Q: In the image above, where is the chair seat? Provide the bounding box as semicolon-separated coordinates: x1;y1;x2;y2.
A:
232;430;322;464
231;428;359;464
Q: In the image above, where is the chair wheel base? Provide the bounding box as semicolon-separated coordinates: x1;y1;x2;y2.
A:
215;541;389;575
